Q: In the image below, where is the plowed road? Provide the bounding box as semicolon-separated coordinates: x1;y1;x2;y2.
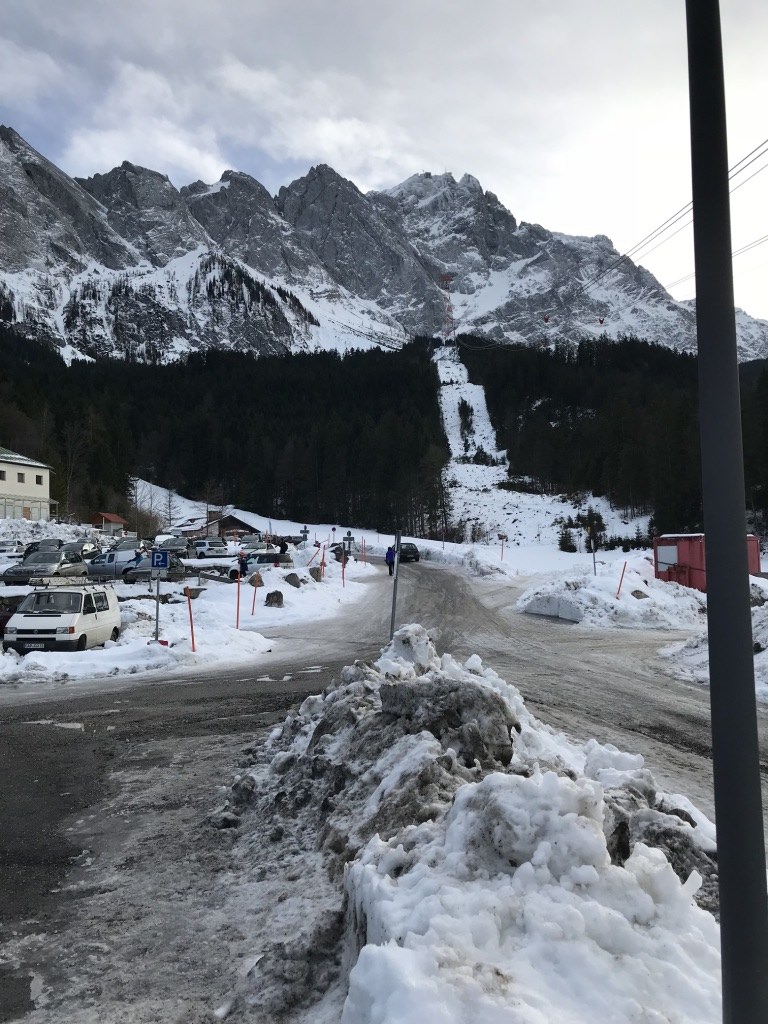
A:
1;560;766;1020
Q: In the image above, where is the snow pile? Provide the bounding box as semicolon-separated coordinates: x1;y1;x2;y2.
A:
660;578;768;702
228;624;720;1022
517;554;709;629
0;518;97;550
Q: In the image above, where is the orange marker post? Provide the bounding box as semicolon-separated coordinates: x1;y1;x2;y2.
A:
184;586;196;652
320;544;326;579
251;577;258;616
615;561;628;599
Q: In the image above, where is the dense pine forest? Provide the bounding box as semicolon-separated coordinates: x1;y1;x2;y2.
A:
458;334;768;535
2;323;767;538
0;325;449;535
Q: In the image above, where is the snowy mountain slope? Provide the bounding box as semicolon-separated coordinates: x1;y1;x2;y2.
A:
1;126;767;362
435;344;648;545
377;173;706;354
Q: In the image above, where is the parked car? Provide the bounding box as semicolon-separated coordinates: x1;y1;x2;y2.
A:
193;538;229;559
2;549;88;585
2;584;121;653
0;593;26;636
122;553;189;584
0;539;25;559
86;548;142;579
399;542;420;563
22;538;65;560
228;551;294;581
241;537;272;552
109;537;144;552
153;537;191;558
62;540;100;561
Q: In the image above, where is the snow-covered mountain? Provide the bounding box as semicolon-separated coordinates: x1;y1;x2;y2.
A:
2;125;767;363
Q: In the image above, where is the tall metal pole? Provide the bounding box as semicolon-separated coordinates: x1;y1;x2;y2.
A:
685;3;768;1020
389;530;401;641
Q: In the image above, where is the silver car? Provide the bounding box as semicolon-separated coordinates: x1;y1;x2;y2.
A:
86;548;142;579
2;549;88;585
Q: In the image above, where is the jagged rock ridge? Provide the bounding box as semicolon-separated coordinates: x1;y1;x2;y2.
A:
1;125;767;362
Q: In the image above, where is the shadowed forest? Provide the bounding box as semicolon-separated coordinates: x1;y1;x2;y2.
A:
1;323;767;538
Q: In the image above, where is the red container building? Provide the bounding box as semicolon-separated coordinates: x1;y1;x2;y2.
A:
653;533;761;592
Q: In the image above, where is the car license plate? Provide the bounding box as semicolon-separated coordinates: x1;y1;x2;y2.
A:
23;642;44;649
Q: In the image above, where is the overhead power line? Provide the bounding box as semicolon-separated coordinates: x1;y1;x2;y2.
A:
571;135;768;302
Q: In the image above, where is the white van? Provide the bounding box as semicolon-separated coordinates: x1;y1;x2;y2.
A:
2;584;122;654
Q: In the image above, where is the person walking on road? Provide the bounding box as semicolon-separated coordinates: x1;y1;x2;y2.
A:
385;545;396;576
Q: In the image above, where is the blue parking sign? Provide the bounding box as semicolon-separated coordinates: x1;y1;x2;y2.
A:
151;550;170;569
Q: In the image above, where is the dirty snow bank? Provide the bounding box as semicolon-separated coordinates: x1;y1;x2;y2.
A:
227;624;720;1023
659;580;768;703
517;554;708;629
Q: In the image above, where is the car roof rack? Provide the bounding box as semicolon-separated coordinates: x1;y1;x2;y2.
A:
28;577;115;589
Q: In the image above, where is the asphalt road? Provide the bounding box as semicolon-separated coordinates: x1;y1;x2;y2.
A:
1;558;766;1021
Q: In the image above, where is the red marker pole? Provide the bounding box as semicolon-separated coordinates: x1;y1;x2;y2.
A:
320;545;326;579
236;572;241;629
184;586;196;652
615;561;627;600
251;578;258;616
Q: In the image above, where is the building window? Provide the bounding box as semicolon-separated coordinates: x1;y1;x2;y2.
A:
36;474;43;486
0;470;5;481
17;472;25;484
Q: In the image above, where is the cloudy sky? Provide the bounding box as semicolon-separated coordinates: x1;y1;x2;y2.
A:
2;0;767;319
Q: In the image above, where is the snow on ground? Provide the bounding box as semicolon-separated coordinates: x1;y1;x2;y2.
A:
433;344;649;547
2;513;767;702
0;538;375;687
226;624;720;1023
1;509;762;1019
517;551;709;628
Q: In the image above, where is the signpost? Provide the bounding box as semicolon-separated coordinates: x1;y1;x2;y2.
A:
389;530;401;640
151;549;169;641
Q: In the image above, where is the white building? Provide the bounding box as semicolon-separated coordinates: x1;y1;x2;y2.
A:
0;446;57;520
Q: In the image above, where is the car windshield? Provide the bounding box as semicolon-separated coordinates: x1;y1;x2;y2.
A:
18;592;82;613
25;551;60;564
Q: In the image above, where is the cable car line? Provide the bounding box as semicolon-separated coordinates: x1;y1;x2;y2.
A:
570;136;768;303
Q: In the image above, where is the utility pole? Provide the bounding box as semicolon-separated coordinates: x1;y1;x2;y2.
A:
389;530;401;641
685;2;768;1020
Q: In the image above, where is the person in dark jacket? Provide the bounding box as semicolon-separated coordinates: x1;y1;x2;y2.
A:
385;546;396;576
278;539;288;555
238;551;249;577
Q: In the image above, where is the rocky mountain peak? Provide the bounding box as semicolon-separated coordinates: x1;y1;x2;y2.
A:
181;168;318;281
1;126;768;362
0;125;139;276
77;161;210;266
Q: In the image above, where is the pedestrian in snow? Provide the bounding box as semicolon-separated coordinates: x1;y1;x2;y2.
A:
238;551;249;578
385;545;396;576
279;538;288;555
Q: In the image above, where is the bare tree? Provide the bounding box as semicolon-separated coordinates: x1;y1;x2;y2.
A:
62;424;87;520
